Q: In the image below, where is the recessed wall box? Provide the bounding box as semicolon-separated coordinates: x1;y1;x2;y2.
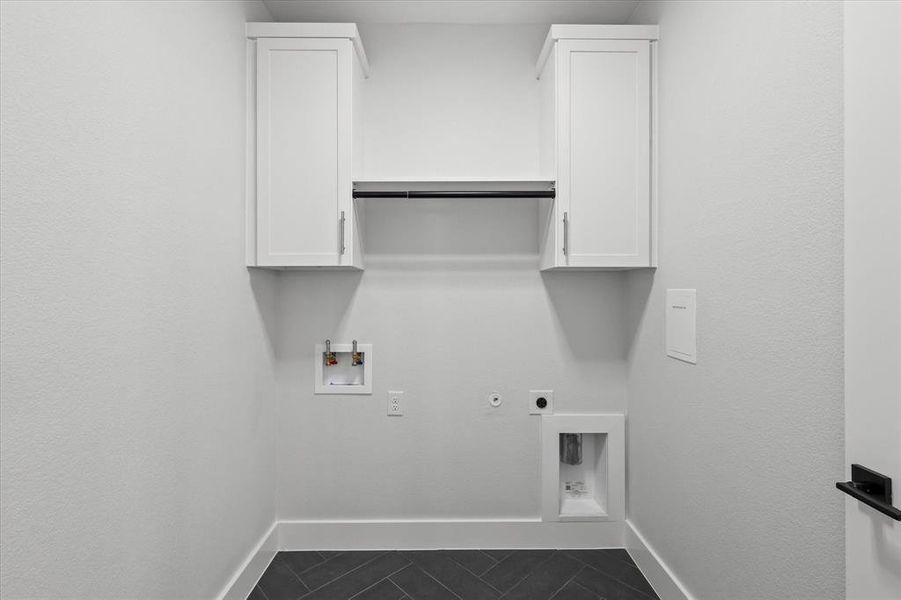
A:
314;342;372;394
541;414;624;522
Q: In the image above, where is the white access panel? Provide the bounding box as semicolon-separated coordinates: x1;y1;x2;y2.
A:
666;289;697;364
556;40;651;267
256;38;351;267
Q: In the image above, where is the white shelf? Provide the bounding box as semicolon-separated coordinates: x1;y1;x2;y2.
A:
354;177;555;184
353;178;555;193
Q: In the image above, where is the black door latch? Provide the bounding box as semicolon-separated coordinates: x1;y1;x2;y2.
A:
836;464;901;521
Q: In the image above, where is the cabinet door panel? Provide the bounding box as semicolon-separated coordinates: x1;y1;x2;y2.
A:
559;40;650;267
257;38;347;266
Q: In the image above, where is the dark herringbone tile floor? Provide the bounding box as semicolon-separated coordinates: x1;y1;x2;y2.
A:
249;549;659;600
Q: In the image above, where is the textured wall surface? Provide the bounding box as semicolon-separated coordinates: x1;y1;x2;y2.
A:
625;2;844;599
1;3;849;598
275;24;630;521
277;198;629;519
0;2;277;598
844;2;901;597
357;24;546;179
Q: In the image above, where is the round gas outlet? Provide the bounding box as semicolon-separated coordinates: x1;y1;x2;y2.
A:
488;392;502;407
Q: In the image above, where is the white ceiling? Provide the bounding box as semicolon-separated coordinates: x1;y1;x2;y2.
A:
262;1;640;25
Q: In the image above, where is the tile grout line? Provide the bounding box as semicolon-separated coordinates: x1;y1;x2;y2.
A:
276;552;328;593
584;563;658;599
485;550;513;562
302;553;391;596
257;550;657;600
391;562;465;600
565;549;644;572
571;577;603;599
438;551;504;595
443;550;500;578
479;553;505;579
297;551;390;597
563;552;657;598
495;550;560;599
345;577;390;600
253;584;271;600
346;563;411;600
475;549;499;568
407;551;504;598
295;552;343;577
261;555;310;596
417;566;465;600
547;565;586;600
571;565;655;600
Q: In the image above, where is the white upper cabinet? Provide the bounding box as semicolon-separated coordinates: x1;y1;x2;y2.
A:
246;24;368;268
245;23;656;271
538;26;658;270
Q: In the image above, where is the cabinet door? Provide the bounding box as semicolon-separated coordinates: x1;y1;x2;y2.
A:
256;38;353;267
557;39;651;268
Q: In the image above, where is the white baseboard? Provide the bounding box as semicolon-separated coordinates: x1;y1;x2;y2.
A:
218;521;278;600
625;520;695;600
278;519;625;550
220;519;633;599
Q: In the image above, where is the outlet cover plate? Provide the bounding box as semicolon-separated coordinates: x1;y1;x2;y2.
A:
387;390;404;416
529;390;554;415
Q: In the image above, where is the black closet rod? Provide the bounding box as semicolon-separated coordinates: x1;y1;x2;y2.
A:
353;190;556;199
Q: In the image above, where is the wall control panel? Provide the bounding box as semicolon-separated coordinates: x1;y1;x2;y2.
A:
666;289;697;364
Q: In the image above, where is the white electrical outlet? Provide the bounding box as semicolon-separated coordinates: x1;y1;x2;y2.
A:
529;390;554;415
387;390;404;416
488;391;502;408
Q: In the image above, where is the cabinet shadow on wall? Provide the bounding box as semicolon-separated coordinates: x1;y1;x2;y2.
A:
272;270;365;361
272;268;633;365
540;270;634;363
359;197;539;257
248;268;281;359
621;269;655;360
260;200;655;365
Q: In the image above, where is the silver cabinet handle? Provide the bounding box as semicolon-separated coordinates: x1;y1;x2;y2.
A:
339;210;346;255
563;211;569;256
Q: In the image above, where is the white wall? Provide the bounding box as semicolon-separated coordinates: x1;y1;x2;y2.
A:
844;2;901;598
624;2;844;598
0;2;277;598
357;24;546;179
277;200;628;519
275;24;630;522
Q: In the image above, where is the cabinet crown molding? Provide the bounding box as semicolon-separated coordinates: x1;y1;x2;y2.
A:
246;22;370;77
536;24;659;79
